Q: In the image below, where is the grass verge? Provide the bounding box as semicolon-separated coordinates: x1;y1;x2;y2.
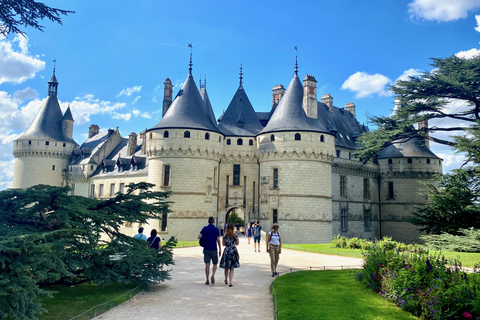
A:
175;241;199;248
283;244;480;267
282;243;363;259
39;282;147;320
273;270;418;320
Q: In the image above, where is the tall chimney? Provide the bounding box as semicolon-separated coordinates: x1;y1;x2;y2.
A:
303;74;318;119
418;120;429;148
88;124;99;138
272;84;285;107
345;102;356;117
127;132;138;155
162;78;173;116
321;94;334;112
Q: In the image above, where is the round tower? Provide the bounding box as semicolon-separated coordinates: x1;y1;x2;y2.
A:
146;62;223;240
377;138;443;243
12;71;77;189
256;70;335;243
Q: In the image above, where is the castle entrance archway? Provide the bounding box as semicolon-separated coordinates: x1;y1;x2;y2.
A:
225;207;245;233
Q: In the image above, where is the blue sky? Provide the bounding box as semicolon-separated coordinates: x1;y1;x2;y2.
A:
1;0;480;189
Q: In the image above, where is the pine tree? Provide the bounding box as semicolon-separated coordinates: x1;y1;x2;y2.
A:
0;182;175;319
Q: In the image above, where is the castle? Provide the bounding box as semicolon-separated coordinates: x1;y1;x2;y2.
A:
12;60;443;244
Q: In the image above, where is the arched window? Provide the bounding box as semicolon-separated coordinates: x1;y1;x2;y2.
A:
427;159;431;164
226;139;231;145
237;138;243;145
205;133;210;140
270;134;275;142
388;159;393;164
249;139;253;146
320;135;324;142
408;158;412;164
295;133;301;141
184;131;190;138
164;131;169;138
149;132;152;139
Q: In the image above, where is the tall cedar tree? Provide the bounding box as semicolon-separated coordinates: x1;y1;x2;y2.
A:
0;182;175;320
0;0;74;36
357;55;480;234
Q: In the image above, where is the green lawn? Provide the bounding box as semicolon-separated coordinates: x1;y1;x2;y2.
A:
175;241;199;248
273;270;418;320
283;243;480;268
39;282;146;320
282;243;364;258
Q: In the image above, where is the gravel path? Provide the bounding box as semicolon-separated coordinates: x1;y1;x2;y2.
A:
95;237;363;320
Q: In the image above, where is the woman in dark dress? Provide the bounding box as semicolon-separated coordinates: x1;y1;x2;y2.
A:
220;223;240;287
147;229;161;250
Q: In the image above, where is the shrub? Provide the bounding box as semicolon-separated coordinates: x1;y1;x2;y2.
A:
357;241;480;319
421;228;480;253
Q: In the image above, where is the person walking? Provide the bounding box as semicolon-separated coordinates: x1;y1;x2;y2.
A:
133;227;147;241
266;223;281;277
220;223;240;287
219;221;224;236
147;229;161;250
246;223;252;244
198;217;222;285
253;220;262;252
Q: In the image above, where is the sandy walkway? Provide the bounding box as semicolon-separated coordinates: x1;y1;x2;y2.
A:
95;237;363;320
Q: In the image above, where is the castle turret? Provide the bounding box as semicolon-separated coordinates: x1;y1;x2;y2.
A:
12;69;77;189
257;66;335;243
377;138;442;243
146;55;223;240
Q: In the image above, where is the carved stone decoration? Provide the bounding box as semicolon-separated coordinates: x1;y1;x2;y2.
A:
205;177;212;202
260;184;268;203
271;196;278;204
261;176;269;184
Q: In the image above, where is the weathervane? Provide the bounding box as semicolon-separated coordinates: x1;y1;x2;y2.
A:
188;43;193;75
53;59;56;74
239;64;243;88
294;46;298;75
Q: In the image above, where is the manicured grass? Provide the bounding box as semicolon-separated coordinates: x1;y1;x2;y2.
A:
39;282;146;320
273;270;418;320
283;244;480;268
175;241;199;248
282;243;363;258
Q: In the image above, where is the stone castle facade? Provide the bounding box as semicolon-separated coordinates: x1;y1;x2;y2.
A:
12;63;443;244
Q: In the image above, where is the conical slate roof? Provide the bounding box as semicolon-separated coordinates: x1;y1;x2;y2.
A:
377;138;440;159
150;74;219;133
199;87;217;126
16;77;75;143
218;87;263;136
260;74;328;134
62;106;74;121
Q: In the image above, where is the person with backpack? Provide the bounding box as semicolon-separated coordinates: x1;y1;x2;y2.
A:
147;229;161;250
253;220;262;252
198;217;222;285
266;223;281;277
133;227;147;241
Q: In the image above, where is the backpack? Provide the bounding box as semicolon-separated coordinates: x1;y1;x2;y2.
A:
199;235;206;247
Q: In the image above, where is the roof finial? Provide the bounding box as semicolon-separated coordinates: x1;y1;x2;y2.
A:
199;75;202;88
239;64;243;88
188;43;193;75
53;59;56;75
204;74;206;88
294;46;298;76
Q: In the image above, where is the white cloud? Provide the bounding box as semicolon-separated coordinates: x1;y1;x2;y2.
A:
132;109;152;119
455;48;480;58
132;96;141;104
154;84;162;91
0;35;45;84
112;113;132;121
396;68;422;82
408;0;480;22
475;14;480;31
341;72;392;98
152;96;158;103
65;95;126;125
117;85;142;97
13;87;38;102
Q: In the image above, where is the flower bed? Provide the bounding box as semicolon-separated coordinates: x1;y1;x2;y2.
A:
357;242;480;319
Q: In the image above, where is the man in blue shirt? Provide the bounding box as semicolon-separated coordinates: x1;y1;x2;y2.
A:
198;217;222;285
133;227;147;241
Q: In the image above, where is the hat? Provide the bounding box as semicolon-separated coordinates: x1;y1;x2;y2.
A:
272;223;279;229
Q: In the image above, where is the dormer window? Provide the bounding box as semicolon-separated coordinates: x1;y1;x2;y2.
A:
45;141;49;146
236;118;244;127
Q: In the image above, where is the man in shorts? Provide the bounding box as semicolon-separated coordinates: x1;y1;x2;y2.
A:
253;220;262;252
198;216;222;285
